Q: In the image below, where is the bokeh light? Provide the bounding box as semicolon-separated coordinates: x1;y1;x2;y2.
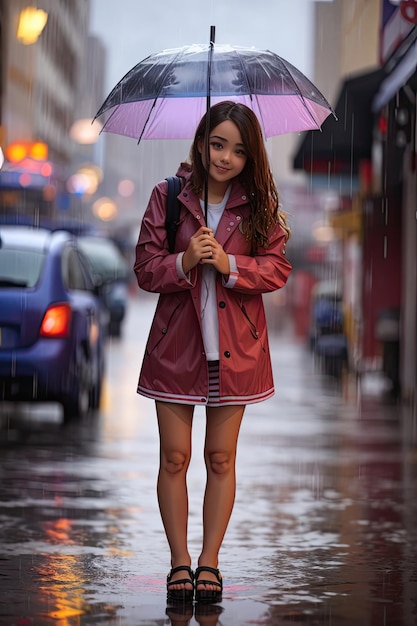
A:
92;196;117;221
118;178;135;197
69;119;103;144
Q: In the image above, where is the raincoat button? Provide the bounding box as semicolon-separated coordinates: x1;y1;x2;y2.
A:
162;327;167;334
219;301;226;308
196;214;201;220
229;221;234;226
224;351;231;358
226;227;231;232
236;215;241;221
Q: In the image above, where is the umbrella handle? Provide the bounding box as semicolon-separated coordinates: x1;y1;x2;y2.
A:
206;25;215;114
204;25;216;224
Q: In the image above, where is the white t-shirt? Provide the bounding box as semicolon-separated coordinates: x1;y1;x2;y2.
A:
176;185;239;361
200;186;231;360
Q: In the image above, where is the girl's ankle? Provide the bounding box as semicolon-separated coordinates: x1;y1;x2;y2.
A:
171;555;192;568
197;555;218;569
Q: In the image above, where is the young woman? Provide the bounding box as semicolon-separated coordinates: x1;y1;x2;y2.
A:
134;101;292;604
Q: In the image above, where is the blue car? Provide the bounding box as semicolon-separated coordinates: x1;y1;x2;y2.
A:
0;226;106;421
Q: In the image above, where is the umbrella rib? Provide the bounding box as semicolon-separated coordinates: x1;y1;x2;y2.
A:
234;49;253;99
97;104;120;136
234;50;272;138
94;48;189;140
266;50;322;130
137;48;187;144
94;52;156;119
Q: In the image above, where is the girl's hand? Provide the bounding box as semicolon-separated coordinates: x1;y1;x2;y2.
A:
182;227;214;273
200;236;230;276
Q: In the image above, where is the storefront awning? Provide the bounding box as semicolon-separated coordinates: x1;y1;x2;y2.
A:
293;68;385;175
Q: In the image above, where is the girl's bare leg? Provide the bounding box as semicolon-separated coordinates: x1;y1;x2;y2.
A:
156;401;194;591
196;404;245;591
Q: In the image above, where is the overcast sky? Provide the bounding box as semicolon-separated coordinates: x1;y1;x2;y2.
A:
89;0;318;95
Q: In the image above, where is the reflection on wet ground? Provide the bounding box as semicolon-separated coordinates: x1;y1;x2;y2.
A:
0;295;416;625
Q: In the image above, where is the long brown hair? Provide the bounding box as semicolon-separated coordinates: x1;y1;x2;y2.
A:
189;101;290;252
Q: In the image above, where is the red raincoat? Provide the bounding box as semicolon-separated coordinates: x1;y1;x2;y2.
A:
134;165;292;406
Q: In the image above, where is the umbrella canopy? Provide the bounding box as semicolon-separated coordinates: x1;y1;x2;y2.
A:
94;43;335;142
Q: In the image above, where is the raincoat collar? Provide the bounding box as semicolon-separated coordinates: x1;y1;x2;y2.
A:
178;174;249;220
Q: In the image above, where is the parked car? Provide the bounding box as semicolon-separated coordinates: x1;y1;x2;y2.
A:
78;236;129;337
0;226;106;421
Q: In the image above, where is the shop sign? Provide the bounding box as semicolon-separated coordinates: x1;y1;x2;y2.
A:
381;0;416;62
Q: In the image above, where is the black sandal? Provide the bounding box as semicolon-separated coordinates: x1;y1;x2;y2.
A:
194;566;223;603
166;565;194;603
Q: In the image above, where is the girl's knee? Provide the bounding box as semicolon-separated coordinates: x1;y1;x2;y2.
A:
162;450;189;475
206;450;234;475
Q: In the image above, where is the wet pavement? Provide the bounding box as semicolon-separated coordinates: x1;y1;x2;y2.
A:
0;293;416;626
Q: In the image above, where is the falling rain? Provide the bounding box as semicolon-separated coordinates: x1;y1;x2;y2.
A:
0;1;417;625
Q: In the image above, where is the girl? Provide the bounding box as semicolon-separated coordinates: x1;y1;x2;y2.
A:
134;101;292;604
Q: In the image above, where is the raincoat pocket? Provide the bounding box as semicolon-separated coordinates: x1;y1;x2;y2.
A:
240;303;266;353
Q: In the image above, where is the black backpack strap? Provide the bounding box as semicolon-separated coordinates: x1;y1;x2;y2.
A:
165;176;182;253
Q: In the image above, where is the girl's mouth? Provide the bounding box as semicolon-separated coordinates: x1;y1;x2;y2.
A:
215;165;230;174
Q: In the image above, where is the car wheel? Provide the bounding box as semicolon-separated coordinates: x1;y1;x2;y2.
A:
62;359;91;422
89;374;102;410
89;344;105;411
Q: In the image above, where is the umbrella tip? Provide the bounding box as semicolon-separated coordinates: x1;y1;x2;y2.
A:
210;25;215;44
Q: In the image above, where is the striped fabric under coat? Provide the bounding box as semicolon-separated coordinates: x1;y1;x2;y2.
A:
207;360;220;406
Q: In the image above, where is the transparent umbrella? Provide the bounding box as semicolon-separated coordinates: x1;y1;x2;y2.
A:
94;27;336;218
94;28;335;143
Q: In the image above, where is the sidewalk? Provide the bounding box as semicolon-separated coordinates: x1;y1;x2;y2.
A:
0;295;416;626
125;296;417;625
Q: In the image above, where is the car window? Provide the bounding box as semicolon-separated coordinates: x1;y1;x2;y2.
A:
0;248;45;287
77;250;95;291
62;247;90;291
78;238;127;282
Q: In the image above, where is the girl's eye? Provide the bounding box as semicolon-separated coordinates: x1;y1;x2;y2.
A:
211;142;223;150
236;149;246;156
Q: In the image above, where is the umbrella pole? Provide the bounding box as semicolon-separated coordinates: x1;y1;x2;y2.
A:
204;25;215;224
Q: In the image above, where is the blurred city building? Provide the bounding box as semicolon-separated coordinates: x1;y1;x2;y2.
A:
3;1;89;164
0;0;94;226
293;0;417;405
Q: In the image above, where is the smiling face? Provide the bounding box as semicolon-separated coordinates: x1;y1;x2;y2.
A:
199;119;248;196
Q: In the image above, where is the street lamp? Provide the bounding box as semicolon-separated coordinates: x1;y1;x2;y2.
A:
17;7;48;45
